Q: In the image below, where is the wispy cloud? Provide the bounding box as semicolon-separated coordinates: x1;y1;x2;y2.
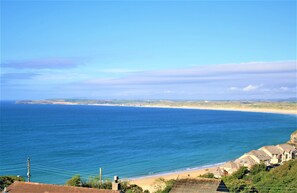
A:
82;61;296;86
2;61;296;100
1;58;85;69
1;73;39;80
242;84;263;92
59;60;296;100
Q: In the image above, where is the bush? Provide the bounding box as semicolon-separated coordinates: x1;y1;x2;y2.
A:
0;176;25;190
154;178;176;193
232;166;249;179
249;163;266;175
199;172;215;178
222;160;297;192
66;175;83;187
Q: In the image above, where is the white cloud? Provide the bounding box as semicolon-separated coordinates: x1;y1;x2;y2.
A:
242;84;263;92
280;86;289;91
229;87;238;90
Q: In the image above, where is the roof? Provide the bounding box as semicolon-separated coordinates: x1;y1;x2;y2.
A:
235;155;257;167
247;150;271;161
277;144;296;152
211;167;227;177
4;181;121;193
169;178;229;193
261;146;282;155
222;161;240;170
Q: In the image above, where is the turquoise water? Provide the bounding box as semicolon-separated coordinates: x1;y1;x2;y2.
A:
0;101;296;184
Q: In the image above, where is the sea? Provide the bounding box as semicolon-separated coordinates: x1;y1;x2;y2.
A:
0;101;296;184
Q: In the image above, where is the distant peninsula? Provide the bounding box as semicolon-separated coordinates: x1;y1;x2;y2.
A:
16;99;297;115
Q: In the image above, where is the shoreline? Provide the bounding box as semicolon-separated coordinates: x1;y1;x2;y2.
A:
127;162;226;181
16;101;297;115
127;162;225;192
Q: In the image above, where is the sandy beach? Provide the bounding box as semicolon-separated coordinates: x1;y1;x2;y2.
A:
128;164;224;192
132;105;297;115
54;102;297;115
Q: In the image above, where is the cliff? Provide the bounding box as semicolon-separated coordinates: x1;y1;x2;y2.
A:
288;130;297;146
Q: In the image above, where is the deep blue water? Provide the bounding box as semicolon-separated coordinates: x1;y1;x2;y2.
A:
0;101;296;184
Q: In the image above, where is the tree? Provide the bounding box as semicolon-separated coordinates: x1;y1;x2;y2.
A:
0;176;25;191
249;163;266;175
66;175;82;187
232;166;248;179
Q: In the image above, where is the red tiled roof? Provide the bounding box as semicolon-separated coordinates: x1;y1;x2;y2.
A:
4;181;121;193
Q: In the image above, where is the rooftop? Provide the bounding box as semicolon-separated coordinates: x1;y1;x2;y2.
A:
222;161;240;170
277;144;296;152
261;146;282;155
169;178;229;193
235;155;257;166
4;181;121;193
247;150;271;161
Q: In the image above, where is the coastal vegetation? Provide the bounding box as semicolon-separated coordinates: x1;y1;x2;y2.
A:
66;175;149;193
222;159;297;193
0;176;24;190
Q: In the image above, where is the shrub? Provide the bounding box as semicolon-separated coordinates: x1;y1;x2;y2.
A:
0;176;25;190
249;163;266;175
66;175;83;187
199;172;215;178
232;166;248;179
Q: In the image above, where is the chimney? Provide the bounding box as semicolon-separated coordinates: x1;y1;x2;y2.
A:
2;187;8;193
112;176;120;191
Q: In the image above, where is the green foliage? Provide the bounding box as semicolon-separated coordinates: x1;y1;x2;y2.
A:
223;160;297;193
222;176;256;193
231;166;249;179
199;172;215;178
125;184;143;193
0;176;25;191
66;175;83;187
154;178;176;193
65;176;148;193
253;160;297;193
250;163;266;175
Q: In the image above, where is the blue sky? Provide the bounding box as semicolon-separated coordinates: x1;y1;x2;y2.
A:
1;1;296;100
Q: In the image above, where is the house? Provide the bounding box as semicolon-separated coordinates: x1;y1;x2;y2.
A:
235;155;257;169
277;144;296;161
210;167;227;178
260;146;282;164
2;181;122;193
169;178;229;193
221;161;240;174
242;150;272;165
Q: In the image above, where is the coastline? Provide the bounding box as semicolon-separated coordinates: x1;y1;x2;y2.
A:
102;104;297;115
128;163;225;192
16;101;297;115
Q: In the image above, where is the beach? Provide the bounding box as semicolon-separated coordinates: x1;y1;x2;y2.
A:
128;164;224;192
125;105;297;115
18;100;297;115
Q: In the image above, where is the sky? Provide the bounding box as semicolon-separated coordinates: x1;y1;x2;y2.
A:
1;0;296;100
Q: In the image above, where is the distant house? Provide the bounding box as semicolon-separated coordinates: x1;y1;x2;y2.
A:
235;155;257;169
221;161;240;174
210;167;227;178
242;150;272;165
169;178;229;193
277;144;296;161
3;181;122;193
260;146;282;164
